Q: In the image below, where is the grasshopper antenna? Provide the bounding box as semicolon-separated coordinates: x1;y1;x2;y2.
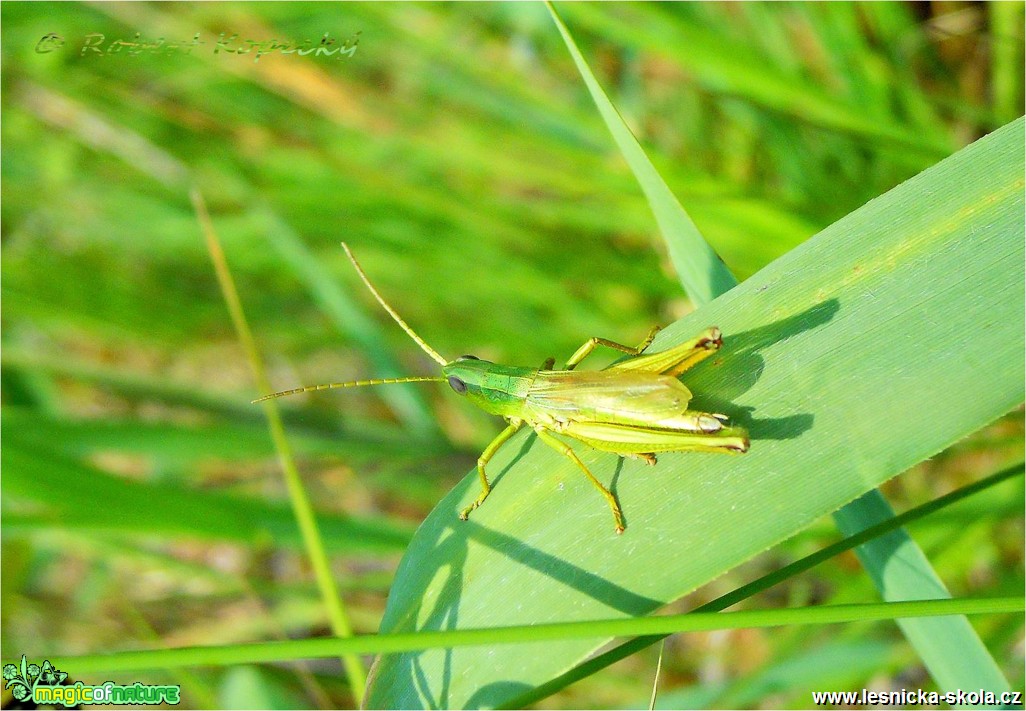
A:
253;375;445;403
341;242;448;366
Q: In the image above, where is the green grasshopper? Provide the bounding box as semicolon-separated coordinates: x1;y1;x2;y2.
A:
256;244;749;533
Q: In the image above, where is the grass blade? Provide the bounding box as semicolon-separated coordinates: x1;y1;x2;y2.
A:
546;2;738;306
52;597;1024;675
560;4;954;159
256;207;441;438
1;436;412;554
833;490;1012;693
191;189;367;703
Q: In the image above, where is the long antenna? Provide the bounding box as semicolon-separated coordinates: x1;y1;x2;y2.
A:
341;242;448;366
253;375;445;403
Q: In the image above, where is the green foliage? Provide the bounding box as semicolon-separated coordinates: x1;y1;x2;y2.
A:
2;3;1023;708
366;117;1024;709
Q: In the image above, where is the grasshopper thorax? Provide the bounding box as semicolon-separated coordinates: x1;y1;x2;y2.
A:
442;356;536;418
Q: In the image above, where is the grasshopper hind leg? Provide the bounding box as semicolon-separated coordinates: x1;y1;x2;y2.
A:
533;426;626;534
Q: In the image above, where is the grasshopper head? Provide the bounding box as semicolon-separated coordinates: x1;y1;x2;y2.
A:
442;355;532;417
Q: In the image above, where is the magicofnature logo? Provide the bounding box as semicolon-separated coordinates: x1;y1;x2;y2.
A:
3;655;181;707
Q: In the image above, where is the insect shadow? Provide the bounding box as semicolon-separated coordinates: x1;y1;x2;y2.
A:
371;432;662;708
365;297;840;708
686;297;839;441
370;513;663;709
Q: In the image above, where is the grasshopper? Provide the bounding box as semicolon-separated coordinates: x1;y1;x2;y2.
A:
256;244;749;533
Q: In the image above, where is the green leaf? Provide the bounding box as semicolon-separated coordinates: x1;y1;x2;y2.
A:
365;120;1025;708
1;437;413;555
833;491;1010;693
547;5;1013;697
546;2;737;305
216;666;310;710
559;4;954;159
0;406;439;463
501;462;1023;707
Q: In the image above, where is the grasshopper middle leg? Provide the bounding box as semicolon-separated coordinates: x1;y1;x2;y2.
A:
460;420;521;521
564;325;662;371
533;426;625;534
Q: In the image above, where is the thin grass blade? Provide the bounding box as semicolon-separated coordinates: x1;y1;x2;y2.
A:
192;189;367;702
545;2;737;306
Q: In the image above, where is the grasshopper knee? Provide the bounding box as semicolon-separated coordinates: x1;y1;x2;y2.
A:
552;440;576;459
475;462;491;488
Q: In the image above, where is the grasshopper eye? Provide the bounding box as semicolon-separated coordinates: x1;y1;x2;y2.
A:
447;376;467;394
456;355;479;361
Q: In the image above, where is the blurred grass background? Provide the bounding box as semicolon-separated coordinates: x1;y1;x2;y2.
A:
1;2;1023;708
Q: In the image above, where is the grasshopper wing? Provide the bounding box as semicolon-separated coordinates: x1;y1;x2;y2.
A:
525;370;692;424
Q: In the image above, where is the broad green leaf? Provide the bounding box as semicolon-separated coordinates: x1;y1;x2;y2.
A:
500;462;1023;708
365;120;1024;708
547;6;1012;697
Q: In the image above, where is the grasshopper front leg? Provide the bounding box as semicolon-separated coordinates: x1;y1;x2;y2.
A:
532;425;625;534
460;420;522;521
564;326;661;371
